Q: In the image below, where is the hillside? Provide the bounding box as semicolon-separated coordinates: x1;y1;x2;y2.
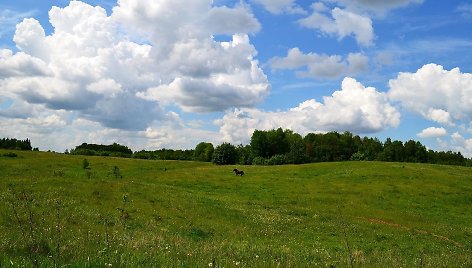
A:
0;150;471;267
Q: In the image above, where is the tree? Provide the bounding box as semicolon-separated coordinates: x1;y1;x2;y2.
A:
250;130;269;158
379;139;404;162
314;132;340;162
237;144;253;165
303;133;317;161
194;142;214;162
404;140;417;162
266;128;290;157
287;132;306;164
415;141;428;163
212;143;238;165
360;137;382;160
339;131;357;161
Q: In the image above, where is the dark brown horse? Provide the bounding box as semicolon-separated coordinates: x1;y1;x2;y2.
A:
233;168;244;176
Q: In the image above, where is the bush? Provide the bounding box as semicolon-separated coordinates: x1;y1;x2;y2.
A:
113;166;122;179
82;159;90;169
194;142;214;162
3;152;18;158
133;150;151;159
267;154;287;165
212;143;237;165
252;156;267;165
72;148;97;156
350;152;366;161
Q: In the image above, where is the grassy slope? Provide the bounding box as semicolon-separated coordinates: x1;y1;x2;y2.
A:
0;149;471;267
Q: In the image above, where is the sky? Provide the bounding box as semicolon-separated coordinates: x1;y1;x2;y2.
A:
1;0;472;156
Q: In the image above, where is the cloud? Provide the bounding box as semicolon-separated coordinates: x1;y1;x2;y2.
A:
250;0;305;14
216;77;400;144
0;98;38;119
0;107;221;152
143;125;221;150
0;49;50;78
299;5;374;47
389;63;472;127
138;34;269;112
325;0;424;15
0;1;269;131
270;47;368;79
417;127;447;138
205;5;261;34
455;3;472;18
0;9;36;39
449;132;472;157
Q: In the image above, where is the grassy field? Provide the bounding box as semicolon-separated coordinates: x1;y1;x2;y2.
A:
0;149;471;267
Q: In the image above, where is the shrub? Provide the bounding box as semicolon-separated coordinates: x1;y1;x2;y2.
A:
82;159;90;169
113;166;122;179
3;152;18;158
350;152;366;161
194;142;214;162
267;154;287;165
85;170;94;179
237;144;253;165
212;143;237;165
53;169;65;177
252;156;267;165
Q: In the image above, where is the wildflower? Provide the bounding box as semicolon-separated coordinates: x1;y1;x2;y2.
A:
208;262;213;267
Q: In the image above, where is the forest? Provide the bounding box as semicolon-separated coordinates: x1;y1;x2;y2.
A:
3;128;470;166
62;128;471;167
0;138;33;151
210;128;470;166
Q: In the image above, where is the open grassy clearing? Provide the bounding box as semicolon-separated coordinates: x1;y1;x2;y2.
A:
0;149;471;267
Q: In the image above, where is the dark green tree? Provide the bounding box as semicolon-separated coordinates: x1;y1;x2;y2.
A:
287;132;306;164
194;142;214;162
266;128;290;157
237;144;253;165
415;141;428;163
212;143;238;165
303;133;317;161
250;130;269;158
360;137;383;160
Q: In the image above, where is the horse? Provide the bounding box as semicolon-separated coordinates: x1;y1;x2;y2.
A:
233;168;244;176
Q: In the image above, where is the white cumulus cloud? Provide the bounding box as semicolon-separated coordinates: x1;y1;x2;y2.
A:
216;77;400;144
324;0;424;16
389;63;472;127
417;127;447;138
0;0;269;132
448;132;472;157
270;47;369;79
299;5;374;47
250;0;305;14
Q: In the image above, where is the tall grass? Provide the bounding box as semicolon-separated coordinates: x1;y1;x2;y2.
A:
0;149;471;266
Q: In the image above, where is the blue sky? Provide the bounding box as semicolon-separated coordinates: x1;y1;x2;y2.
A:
1;0;472;156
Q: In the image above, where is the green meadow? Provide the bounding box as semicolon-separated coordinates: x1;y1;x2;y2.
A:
0;149;471;267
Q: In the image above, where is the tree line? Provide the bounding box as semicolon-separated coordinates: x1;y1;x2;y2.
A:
3;131;471;167
209;128;471;166
69;143;133;158
0;138;33;151
68;143;194;161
